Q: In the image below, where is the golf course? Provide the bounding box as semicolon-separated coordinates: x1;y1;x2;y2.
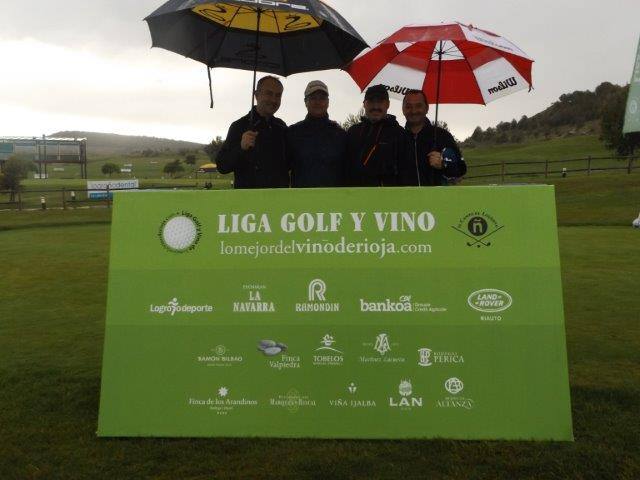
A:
1;169;638;479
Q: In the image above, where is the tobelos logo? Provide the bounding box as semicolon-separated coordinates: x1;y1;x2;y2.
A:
159;212;202;253
452;211;504;248
468;289;513;312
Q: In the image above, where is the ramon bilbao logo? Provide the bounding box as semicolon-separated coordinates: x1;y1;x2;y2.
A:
159;211;202;253
452;211;504;248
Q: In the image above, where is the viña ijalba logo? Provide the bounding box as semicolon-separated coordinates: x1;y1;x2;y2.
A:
150;298;213;315
159;212;202;253
295;279;340;312
452;211;504;248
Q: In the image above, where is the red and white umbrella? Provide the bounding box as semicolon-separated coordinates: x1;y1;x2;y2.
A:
346;22;533;124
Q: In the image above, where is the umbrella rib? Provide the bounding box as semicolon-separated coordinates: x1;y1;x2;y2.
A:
204;6;246;65
272;11;289;75
452;40;486;106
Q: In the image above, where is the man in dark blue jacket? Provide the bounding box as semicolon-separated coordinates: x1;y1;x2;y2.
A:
344;85;410;187
287;80;347;188
216;76;290;189
400;89;467;186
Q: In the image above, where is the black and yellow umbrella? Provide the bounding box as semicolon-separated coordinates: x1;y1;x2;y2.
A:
145;0;367;108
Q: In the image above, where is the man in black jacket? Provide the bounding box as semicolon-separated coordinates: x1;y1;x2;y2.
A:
288;80;347;188
216;76;290;189
344;85;409;187
400;90;467;186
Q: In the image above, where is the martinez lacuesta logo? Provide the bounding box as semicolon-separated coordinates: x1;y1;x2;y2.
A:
159;211;202;253
452;211;504;248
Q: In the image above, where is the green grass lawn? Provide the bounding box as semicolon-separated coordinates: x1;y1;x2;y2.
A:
1;177;639;479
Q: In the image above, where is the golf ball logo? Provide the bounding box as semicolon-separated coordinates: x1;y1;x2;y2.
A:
159;212;202;253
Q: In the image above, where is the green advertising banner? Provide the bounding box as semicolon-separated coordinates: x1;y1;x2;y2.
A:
624;35;640;134
98;186;573;440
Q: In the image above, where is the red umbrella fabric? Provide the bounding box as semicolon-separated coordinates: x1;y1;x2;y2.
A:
346;22;533;106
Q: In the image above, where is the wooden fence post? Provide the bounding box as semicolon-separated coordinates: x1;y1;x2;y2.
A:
628;156;634;174
62;188;66;210
545;159;549;178
18;190;22;211
501;162;506;183
587;156;592;176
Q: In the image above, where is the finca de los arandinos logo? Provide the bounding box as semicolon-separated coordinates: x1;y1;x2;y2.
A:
452;211;504;248
159;211;202;253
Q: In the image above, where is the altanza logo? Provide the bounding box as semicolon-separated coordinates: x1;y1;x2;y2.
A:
488;77;518;95
149;298;214;316
360;296;412;312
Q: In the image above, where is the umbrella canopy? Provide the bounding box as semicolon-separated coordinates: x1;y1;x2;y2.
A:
197;163;218;172
145;0;368;76
346;22;533;106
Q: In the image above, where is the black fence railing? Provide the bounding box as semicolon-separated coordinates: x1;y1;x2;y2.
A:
465;155;636;181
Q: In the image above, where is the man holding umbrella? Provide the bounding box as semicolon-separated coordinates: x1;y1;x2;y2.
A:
344;85;410;187
401;90;467;186
216;76;290;189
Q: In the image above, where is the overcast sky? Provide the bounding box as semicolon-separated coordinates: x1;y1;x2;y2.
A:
1;0;639;144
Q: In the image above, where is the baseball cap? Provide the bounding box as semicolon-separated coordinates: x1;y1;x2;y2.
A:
304;80;329;98
365;84;390;101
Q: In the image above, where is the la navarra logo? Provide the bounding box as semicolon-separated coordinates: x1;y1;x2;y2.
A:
452;211;504;248
159;212;202;253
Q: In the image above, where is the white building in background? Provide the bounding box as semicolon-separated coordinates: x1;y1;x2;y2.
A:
0;136;88;179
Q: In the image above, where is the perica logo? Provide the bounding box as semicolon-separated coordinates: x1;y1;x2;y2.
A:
159;211;202;253
452;211;504;248
468;289;513;312
488;77;518;95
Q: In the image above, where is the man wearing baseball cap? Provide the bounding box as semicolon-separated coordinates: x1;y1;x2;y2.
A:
344;84;410;186
287;80;347;188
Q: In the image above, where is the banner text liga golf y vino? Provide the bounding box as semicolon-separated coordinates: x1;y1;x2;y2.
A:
98;186;573;440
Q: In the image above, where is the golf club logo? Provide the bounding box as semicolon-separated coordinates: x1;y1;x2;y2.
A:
453;211;504;248
159;211;202;253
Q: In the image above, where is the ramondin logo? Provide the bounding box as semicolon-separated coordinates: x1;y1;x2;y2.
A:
150;298;214;315
295;279;340;312
468;289;513;313
487;77;518;95
452;211;504;248
159;211;202;253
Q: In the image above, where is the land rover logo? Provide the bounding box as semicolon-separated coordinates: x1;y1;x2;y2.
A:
468;289;513;313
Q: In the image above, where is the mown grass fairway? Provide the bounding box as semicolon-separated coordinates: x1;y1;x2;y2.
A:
1;177;639;479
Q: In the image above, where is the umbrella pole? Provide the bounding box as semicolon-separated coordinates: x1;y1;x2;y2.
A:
433;40;443;147
250;8;263;126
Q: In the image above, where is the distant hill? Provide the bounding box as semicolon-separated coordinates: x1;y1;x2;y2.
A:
463;82;627;148
49;131;205;156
